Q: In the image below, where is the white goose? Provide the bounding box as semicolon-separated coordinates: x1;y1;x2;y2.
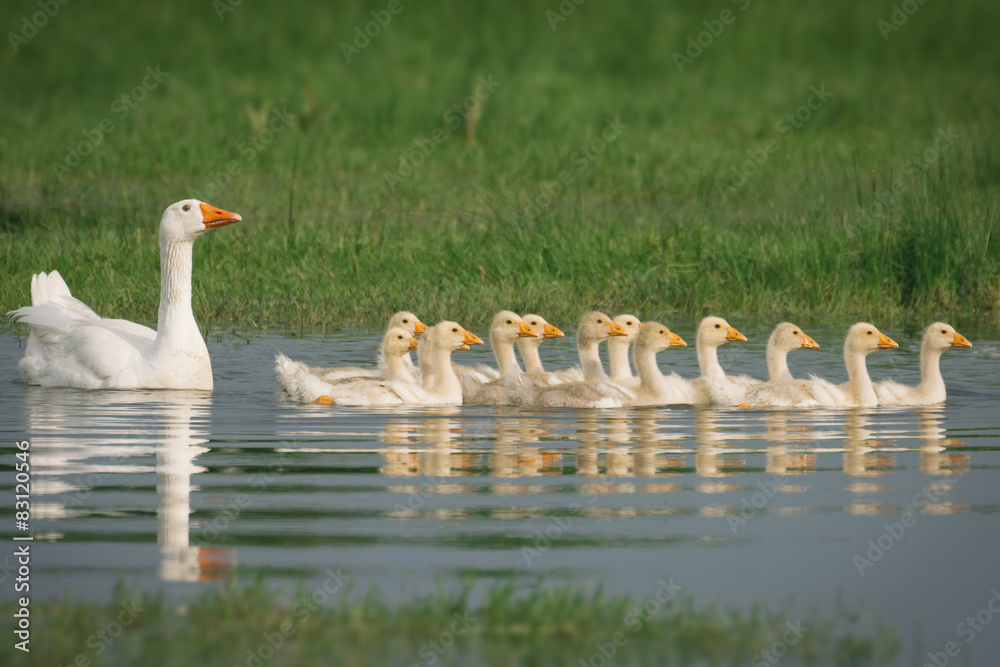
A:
8;200;241;390
746;322;898;408
689;316;753;405
629;322;694;406
874;322;970;406
527;311;633;408
607;314;642;389
515;313;565;385
468;311;538;406
275;327;420;405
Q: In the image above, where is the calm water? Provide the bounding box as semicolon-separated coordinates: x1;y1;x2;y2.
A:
2;323;1000;665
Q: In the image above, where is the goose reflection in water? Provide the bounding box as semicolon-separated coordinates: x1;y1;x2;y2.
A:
24;387;234;581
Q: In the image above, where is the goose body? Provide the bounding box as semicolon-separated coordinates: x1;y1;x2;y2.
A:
630;323;694;406
468;311;538;406
8;200;241;390
874;322;970;406
528;311;634;408
275;327;421;404
689;316;754;405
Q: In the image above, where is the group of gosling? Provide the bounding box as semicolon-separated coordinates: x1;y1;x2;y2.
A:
275;311;971;409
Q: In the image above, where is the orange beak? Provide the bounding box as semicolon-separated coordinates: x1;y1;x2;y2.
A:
725;326;747;342
951;332;971;348
517;321;537;337
463;330;484;346
408;337;419;351
542;323;564;338
669;332;687;347
801;333;820;350
877;333;899;349
608;321;628;336
413;321;428;335
200;202;242;228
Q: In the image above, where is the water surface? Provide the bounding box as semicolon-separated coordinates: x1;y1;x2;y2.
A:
2;323;999;665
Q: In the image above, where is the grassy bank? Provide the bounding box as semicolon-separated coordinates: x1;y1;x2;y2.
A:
0;580;897;666
2;0;999;327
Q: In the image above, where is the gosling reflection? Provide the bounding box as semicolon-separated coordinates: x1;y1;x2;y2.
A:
917;406;970;475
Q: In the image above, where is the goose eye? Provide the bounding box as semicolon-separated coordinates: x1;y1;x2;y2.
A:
402;319;409;324
452;327;459;333
182;204;191;211
597;319;604;324
792;330;799;335
867;331;873;336
714;323;721;329
506;320;513;325
941;329;947;335
659;329;665;334
627;321;633;326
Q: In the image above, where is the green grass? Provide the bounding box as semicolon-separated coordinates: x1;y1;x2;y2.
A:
2;0;999;328
0;579;898;666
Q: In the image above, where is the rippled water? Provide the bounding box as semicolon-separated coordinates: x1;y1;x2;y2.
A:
2;323;1000;665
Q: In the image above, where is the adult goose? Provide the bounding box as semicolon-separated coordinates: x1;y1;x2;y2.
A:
8;200;241;390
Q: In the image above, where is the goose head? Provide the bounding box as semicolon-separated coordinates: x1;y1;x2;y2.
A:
433;321;484;351
770;322;820;352
490;311;537;346
388;311;428;336
612;314;642;342
845;323;898;356
521;314;564;341
636;322;687;353
577;311;627;346
383;327;420;357
160;199;241;242
923;322;971;351
696;316;747;349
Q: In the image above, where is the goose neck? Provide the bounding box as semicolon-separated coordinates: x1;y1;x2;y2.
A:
917;340;945;394
767;346;792;382
517;338;545;374
492;337;522;378
697;342;726;381
607;338;634;382
844;347;876;405
578;338;608;382
154;237;199;347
